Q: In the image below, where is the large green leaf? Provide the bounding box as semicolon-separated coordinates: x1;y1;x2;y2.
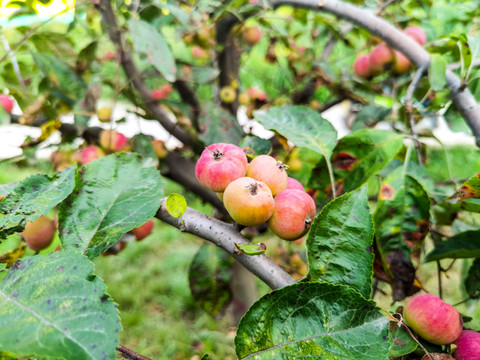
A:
129;19;176;82
198;102;245;145
388;322;418;357
188;243;233;317
0;165;76;239
0;252;120;359
254;105;337;160
235;282;391;360
424;230;480;261
59;153;163;259
307;186;375;298
465;258;480;299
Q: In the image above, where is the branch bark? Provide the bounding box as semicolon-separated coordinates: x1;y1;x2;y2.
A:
156;198;296;290
271;0;480;146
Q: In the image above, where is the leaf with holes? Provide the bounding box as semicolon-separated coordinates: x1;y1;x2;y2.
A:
0;251;120;359
254;106;337;160
59;153;163;259
0;165;76;240
307;185;374;298
235;282;391;360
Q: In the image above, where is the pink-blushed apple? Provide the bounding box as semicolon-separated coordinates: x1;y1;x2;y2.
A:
393;50;412;74
0;94;14;114
404;26;427;46
268;189;316;240
369;44;394;75
455;330;480;360
152;84;173;100
247;87;267;101
286;177;305;192
132;219;154;241
73;145;105;165
223;177;275;227
152;139;168;159
21;215;55;251
403;293;463;345
353;54;371;78
191;45;210;61
195;143;248;192
246;155;288;196
242;25;262;46
99;129;129;153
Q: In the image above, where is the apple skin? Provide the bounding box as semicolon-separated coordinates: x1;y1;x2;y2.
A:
97;107;112;123
132;219;154;241
220;86;237;103
0;95;14;114
403;293;463;345
195;143;248;192
99;129;129;153
223;177;275;227
246;155;288;196
73;145;105;165
152;139;168;159
286;177;305;192
455;330;480;360
21;215;55;251
393;50;412;74
268;189;316;240
152;84;173;100
353;54;371;78
242;26;262;46
369;44;394;75
247;87;266;101
404;26;427;46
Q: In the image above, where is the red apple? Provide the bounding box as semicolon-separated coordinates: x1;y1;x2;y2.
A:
152;84;173;100
223;177;274;227
286;177;305;192
403;293;463;345
456;330;480;360
73;145;105;165
247;87;266;101
242;26;262;46
404;26;427;46
0;94;14;114
195;143;248;192
103;50;117;61
132;219;154;241
191;45;210;61
99;129;129;153
268;189;316;240
369;44;394;75
353;54;371;78
246;155;288;196
21;215;55;251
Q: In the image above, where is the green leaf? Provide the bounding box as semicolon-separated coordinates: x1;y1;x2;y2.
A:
0;252;120;359
254;105;337;160
388;322;418;357
166;193;187;218
131;133;158;167
234;242;267;256
465;258;480;299
424;230;480;261
188;243;233;317
352;105;391;131
235;282;391;360
191;66;219;84
0;165;76;239
429;54;447;91
240;135;272;158
307;186;374;298
448;172;480;203
59;153;163;259
128;19;176;82
198;102;244;145
0;106;9;125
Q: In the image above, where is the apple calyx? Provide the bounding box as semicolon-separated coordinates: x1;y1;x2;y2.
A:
247;181;259;195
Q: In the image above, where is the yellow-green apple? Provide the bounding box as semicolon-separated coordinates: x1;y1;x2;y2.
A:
369;44;394;75
220;86;236;103
99;129;129;153
455;330;480;360
404;26;427;46
223;177;274;227
132;219;154;241
195;143;248;192
152;139;168;159
242;25;262;46
286;177;305;192
353;54;371;78
403;293;463;345
393;50;412;74
0;94;14;114
97;107;112;123
246;155;288;196
268;189;316;240
21;215;55;251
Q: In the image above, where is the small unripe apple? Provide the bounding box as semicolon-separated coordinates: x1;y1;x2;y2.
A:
219;86;237;103
152;139;167;159
191;45;210;61
99;129;129;153
21;215;55;251
403;293;463;345
353;54;371;78
103;50;117;61
132;219;154;241
286;177;305;192
369;44;394;75
247;87;266;101
73;145;105;165
0;94;14;114
455;330;480;360
242;25;262;46
246;155;288;196
268;189;316;240
223;177;274;227
152;84;173;100
404;26;427;46
195;143;248;192
97;107;112;123
238;92;251;105
392;50;412;74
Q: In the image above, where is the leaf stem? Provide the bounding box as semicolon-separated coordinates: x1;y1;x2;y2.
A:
325;156;337;199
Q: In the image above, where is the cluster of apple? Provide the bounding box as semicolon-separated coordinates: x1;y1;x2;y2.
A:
403;293;480;359
195;143;316;241
353;26;427;78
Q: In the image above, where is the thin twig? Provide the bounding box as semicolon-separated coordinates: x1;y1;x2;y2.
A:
116;345;152;360
436;260;443;299
1;35;26;91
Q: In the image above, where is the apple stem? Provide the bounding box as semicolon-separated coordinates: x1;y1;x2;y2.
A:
393;313;434;360
276;161;289;171
305;217;313;229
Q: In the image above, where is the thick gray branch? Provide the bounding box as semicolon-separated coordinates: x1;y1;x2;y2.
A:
156;198;296;290
272;0;480;146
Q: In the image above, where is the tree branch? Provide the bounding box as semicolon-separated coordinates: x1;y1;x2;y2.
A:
156;198;296;290
271;0;480;147
117;345;152;360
